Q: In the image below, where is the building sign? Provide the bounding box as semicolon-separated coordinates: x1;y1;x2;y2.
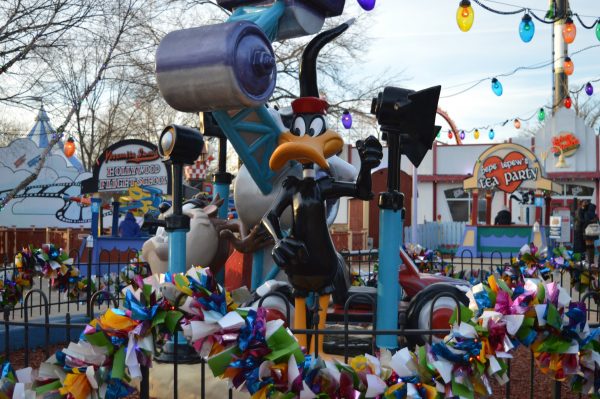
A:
551;132;580;157
463;143;561;194
82;139;171;195
549;216;561;239
479;151;539;193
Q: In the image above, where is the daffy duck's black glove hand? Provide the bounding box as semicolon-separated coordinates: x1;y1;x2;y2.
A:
357;136;383;170
354;136;383;200
272;237;309;269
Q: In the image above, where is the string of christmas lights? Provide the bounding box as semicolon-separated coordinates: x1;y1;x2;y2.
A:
437;76;600;142
440;44;600;98
457;0;600;34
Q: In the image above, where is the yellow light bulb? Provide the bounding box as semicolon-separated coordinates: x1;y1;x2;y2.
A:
456;0;474;32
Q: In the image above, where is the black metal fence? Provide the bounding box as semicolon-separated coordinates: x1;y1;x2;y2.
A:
342;248;600;324
1;250;598;398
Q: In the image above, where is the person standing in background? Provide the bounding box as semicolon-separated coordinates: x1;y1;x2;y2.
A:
583;201;599;266
119;211;141;238
573;199;586;258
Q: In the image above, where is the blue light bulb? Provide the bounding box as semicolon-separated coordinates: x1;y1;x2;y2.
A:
519;14;535;43
357;0;375;11
489;129;495;140
491;78;503;96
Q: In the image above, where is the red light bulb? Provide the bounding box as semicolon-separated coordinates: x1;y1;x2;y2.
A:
564;97;572;109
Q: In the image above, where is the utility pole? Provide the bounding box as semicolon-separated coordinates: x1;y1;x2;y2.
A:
552;0;569;114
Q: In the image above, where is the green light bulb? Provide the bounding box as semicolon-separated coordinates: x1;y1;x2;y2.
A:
538;108;545;122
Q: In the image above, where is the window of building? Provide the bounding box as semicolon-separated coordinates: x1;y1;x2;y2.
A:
444;188;487;223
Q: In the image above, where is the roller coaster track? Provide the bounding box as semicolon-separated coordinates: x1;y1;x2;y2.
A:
0;182;110;224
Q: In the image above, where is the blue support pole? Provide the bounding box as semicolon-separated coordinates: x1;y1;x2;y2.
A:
214;182;230;220
376;208;402;349
264;264;280;282
213;136;233;285
90;198;102;239
168;230;188;274
251;248;265;290
166;164;189;275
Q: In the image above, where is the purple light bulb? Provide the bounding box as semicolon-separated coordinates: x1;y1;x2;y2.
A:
357;0;375;11
459;130;466;140
585;82;594;96
341;110;352;129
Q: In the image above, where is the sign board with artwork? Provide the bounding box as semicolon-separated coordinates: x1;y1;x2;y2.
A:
0;138;113;227
551;132;580;157
463;143;562;194
82;140;171;196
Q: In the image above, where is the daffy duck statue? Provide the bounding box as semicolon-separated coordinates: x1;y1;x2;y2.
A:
262;21;383;356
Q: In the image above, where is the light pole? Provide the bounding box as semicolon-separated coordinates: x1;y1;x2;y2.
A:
156;124;204;363
370;85;441;349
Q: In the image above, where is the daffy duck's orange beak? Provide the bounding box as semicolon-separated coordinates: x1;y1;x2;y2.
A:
269;130;344;171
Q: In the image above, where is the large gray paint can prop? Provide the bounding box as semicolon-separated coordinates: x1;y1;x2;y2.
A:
156;21;276;112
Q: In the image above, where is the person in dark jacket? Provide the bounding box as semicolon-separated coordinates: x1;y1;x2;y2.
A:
583;202;599;266
494;207;511;225
119;211;141;238
573;200;587;256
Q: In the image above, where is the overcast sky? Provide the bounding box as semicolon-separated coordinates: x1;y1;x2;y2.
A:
5;1;598;147
352;0;599;144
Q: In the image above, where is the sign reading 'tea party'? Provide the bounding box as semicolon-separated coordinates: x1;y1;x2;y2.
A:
478;151;539;193
463;143;561;195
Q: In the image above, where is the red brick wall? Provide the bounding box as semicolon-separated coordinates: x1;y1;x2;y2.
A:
368;168;412;248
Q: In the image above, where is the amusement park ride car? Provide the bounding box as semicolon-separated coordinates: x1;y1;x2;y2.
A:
151;0;470;353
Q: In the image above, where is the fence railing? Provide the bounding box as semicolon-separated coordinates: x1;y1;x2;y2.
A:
2;287;594;399
1;249;598;398
404;221;467;253
0;247;142;322
341;248;600;325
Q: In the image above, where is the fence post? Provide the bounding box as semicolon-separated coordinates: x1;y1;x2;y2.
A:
86;235;94;319
140;366;150;399
551;380;561;399
3;309;9;356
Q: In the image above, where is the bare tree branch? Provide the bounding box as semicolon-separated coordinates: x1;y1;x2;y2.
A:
0;0;135;208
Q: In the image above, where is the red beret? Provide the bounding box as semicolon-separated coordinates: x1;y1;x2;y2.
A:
291;97;329;115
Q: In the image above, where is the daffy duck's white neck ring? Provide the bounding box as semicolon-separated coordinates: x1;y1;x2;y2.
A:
302;164;315;179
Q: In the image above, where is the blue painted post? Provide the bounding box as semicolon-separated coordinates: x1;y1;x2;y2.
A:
264;264;280;282
213;137;233;284
111;200;120;237
251;249;265;290
214;182;230;220
376;208;402;349
167;164;189;275
90;198;102;239
375;132;403;350
168;230;188;274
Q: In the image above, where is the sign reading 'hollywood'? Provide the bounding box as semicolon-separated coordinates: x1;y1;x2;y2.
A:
82;139;170;195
